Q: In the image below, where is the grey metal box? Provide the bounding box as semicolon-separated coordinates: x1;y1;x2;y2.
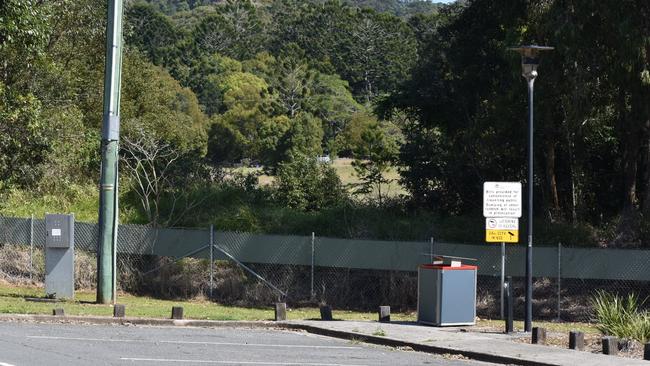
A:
45;214;75;299
417;264;477;326
45;214;74;248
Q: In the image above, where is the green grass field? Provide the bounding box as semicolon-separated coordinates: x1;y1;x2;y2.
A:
232;158;407;198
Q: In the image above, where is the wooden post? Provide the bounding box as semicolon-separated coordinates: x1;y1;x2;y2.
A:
532;327;546;345
602;336;618;355
113;304;126;318
171;306;184;320
275;303;287;321
320;305;332;320
569;331;584;351
379;306;390;322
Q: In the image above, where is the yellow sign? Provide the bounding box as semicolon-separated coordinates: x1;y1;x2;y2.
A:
486;229;518;243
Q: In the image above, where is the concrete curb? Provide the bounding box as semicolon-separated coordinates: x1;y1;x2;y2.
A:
0;314;279;329
280;322;555;366
0;314;558;366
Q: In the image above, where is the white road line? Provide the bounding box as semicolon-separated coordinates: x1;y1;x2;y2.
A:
158;340;361;349
27;336;361;350
27;336;145;343
120;358;367;366
0;363;16;366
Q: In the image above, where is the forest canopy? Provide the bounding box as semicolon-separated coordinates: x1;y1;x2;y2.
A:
2;0;650;246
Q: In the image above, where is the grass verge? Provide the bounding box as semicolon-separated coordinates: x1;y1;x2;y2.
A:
0;284;415;321
0;284;601;336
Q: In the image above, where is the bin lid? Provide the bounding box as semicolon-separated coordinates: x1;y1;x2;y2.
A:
420;263;478;270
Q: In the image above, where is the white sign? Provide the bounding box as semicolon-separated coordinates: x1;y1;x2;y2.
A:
483;182;522;218
485;217;518;230
51;228;62;237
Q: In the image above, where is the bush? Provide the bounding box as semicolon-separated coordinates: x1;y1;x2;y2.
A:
274;153;346;211
591;290;650;343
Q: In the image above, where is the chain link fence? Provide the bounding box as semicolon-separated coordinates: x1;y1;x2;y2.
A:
0;214;648;322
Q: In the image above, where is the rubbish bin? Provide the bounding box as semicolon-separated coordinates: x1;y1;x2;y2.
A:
417;260;477;326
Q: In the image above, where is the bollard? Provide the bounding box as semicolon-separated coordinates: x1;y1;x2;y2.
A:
274;303;287;321
644;342;650;360
52;308;65;316
379;306;390;323
532;327;547;345
171;306;184;320
569;331;584;351
113;304;126;318
602;336;618;355
320;305;333;321
504;276;513;333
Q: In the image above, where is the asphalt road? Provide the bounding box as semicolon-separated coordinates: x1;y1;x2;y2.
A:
0;322;500;366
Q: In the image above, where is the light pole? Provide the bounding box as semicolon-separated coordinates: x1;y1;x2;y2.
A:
509;45;553;332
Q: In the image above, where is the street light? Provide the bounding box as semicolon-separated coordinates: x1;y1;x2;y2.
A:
509;45;553;333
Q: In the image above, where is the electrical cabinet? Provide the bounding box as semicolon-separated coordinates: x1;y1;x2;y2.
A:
45;214;75;299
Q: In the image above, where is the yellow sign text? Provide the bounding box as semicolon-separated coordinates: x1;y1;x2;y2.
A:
486;229;518;243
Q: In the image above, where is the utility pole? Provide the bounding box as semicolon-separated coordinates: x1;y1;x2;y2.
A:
97;0;124;304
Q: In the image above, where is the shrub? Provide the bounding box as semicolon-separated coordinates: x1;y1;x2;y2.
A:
274;153;346;211
591;290;650;343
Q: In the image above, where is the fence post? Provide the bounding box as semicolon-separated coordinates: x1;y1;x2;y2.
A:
429;237;434;263
30;214;34;281
210;225;214;299
311;232;315;299
557;242;562;321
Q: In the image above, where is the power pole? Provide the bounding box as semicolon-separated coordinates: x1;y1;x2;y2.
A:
97;0;124;304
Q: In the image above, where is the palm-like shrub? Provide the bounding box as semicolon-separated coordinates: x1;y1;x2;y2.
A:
592;290;650;343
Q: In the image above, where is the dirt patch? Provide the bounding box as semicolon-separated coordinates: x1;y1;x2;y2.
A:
513;331;644;359
466;320;645;361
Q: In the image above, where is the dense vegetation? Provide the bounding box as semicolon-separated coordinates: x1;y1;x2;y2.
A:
2;0;650;246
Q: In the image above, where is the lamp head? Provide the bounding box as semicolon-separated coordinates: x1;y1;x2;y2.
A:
508;45;553;80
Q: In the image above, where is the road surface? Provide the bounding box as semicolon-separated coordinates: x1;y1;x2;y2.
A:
0;321;501;365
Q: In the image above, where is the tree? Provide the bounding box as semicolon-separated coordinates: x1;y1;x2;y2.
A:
308;73;362;154
274;153;346;211
269;49;315;118
207;67;280;165
0;0;50;87
185;54;243;116
335;111;377;156
125;3;183;67
0;83;48;189
267;1;417;103
382;0;529;213
121;127;208;227
120;52;209;155
272;112;324;168
351;122;398;205
189;0;264;61
0;0;52;189
345;9;417;102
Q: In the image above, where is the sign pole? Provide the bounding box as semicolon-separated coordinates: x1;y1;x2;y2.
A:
484;182;521;319
500;241;505;319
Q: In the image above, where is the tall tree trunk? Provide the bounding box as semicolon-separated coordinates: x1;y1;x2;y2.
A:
615;90;644;246
566;130;578;223
619;90;640;213
544;139;560;222
622;139;639;213
642;134;650;216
